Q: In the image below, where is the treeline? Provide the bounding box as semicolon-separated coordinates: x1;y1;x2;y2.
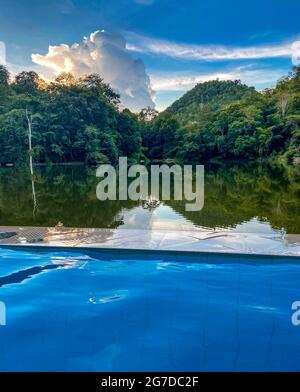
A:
0;67;141;164
143;69;300;162
0;65;299;165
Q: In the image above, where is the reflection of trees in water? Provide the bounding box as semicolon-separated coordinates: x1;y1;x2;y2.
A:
0;165;138;228
0;162;299;233
165;162;300;234
31;176;37;216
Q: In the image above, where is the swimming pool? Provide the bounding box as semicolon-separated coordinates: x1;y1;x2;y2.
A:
0;246;300;372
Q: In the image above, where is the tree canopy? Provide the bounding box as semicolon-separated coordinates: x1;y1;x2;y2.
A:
0;69;141;165
0;66;299;165
144;70;300;162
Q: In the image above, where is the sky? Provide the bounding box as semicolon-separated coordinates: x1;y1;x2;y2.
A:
0;0;300;111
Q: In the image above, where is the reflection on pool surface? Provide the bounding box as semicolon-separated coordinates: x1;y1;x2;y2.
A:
0;247;300;371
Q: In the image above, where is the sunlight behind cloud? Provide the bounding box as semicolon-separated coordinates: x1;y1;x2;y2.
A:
32;30;155;112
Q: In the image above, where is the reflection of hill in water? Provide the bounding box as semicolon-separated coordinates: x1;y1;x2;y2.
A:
0;163;299;234
165;163;300;234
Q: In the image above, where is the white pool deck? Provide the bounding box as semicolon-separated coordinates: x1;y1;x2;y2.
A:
0;225;300;257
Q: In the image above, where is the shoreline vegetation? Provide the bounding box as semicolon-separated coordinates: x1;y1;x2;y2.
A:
1;157;299;168
0;65;299;167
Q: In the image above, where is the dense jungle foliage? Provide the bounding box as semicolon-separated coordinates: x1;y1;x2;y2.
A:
0;65;299;165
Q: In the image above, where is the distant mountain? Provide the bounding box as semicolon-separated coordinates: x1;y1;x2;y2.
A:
166;79;255;122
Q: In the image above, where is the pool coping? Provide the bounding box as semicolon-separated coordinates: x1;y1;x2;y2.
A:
0;225;299;259
1;243;300;262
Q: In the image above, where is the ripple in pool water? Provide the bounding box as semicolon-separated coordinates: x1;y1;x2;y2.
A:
0;247;300;371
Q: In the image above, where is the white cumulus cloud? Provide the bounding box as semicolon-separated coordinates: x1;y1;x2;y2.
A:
32;30;155;112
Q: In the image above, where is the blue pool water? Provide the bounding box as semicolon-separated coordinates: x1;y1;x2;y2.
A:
0;247;300;372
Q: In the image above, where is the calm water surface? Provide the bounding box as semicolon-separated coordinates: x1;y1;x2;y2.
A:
0;162;299;233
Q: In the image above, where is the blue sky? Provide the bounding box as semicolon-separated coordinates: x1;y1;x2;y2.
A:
0;0;299;110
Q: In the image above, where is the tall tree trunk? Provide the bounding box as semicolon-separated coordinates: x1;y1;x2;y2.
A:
26;109;37;215
26;109;34;177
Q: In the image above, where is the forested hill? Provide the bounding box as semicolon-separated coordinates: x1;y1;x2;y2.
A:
143;67;300;162
0;64;299;165
166;80;255;121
